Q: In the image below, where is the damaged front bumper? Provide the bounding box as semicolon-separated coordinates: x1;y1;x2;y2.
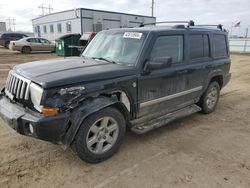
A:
0;94;68;145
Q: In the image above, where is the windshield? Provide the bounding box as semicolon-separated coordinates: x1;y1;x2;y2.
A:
82;31;147;66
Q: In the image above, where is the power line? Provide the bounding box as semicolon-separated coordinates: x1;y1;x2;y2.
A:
6;18;15;31
38;4;53;16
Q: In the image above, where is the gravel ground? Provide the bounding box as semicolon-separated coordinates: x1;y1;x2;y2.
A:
0;46;250;188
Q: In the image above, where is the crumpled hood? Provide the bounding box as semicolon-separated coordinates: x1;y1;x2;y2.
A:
13;57;135;88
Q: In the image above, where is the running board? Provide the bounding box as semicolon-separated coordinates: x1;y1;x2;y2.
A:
130;104;201;134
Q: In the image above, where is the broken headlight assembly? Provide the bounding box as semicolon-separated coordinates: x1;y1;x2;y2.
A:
29;83;44;112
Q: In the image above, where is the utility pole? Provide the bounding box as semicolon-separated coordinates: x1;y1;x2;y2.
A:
6;18;15;31
38;4;53;16
151;0;155;17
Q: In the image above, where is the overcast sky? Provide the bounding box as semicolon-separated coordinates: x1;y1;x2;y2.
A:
0;0;249;36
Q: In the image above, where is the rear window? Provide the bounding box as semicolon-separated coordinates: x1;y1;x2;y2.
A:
213;34;228;58
189;34;210;60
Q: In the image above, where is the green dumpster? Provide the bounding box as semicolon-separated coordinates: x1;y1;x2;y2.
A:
55;34;81;57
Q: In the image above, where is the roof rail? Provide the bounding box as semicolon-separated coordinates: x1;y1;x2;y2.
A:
194;24;223;30
140;20;195;27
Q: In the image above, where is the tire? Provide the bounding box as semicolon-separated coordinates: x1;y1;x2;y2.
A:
198;82;220;114
74;107;126;163
4;41;10;49
21;46;31;54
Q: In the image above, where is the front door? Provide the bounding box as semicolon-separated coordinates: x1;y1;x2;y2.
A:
138;34;196;118
39;38;54;51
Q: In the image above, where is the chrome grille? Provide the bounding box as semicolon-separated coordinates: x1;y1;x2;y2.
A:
5;70;31;101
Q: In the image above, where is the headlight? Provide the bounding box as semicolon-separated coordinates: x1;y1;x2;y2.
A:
30;83;43;112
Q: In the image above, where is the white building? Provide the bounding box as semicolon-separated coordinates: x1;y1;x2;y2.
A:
0;22;6;34
32;8;156;41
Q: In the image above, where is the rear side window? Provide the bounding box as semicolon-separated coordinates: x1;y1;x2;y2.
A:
189;34;210;60
150;35;184;64
27;38;40;43
213;34;228;58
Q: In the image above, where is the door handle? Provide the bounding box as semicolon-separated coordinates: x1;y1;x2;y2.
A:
206;65;213;68
177;70;188;74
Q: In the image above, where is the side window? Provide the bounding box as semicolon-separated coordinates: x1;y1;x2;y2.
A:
213;34;228;58
66;22;72;33
189;34;210;60
40;38;50;44
27;38;40;43
150;35;184;64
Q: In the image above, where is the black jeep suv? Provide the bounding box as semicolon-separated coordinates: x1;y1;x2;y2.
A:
0;21;231;163
0;32;28;48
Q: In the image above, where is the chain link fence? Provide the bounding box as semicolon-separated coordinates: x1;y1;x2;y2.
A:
229;38;250;53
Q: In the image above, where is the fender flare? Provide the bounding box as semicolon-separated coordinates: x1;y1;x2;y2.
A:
204;69;223;92
61;96;127;147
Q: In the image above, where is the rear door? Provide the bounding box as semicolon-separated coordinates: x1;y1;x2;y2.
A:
184;33;212;99
138;32;194;117
27;38;42;51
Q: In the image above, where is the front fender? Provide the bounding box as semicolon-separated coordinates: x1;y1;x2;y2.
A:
61;96;118;147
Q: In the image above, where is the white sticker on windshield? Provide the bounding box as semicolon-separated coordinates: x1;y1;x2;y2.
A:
123;32;143;39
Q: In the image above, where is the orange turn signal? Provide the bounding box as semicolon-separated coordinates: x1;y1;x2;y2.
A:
42;108;59;116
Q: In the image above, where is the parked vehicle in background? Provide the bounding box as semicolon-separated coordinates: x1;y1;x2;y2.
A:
0;32;28;48
9;37;55;54
0;21;231;163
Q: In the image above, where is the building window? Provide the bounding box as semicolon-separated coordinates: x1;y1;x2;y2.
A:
50;24;54;33
57;23;62;33
150;35;184;64
43;25;47;33
66;22;72;33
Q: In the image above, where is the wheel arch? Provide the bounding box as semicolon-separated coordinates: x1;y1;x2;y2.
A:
62;94;130;148
205;70;224;90
210;75;223;89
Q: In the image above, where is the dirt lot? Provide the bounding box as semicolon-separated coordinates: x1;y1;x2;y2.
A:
0;46;250;188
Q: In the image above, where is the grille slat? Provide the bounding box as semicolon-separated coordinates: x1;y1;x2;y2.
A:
8;75;14;92
16;80;22;99
5;71;31;101
7;74;13;91
11;77;16;93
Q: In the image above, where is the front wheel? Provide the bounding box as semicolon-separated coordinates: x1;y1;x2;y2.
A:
198;82;220;114
74;107;126;163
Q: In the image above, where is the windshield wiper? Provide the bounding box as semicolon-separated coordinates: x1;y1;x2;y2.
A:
92;57;116;64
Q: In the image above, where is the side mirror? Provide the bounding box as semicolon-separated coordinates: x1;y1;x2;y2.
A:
146;56;172;71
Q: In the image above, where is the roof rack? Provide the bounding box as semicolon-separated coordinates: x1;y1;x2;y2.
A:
140;20;195;27
139;21;225;31
194;24;223;31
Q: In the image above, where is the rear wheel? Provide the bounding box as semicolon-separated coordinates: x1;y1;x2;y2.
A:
21;46;31;54
4;41;10;49
74;107;126;163
198;82;220;114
